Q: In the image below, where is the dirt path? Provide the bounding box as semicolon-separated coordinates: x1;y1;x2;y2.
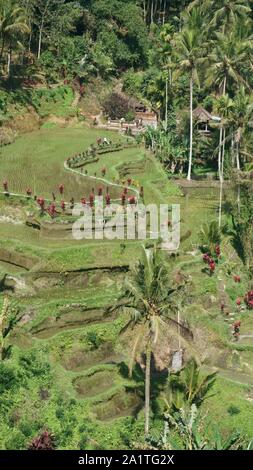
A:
63;161;140;199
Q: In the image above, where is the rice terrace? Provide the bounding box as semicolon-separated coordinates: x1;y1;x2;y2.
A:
1;0;253;458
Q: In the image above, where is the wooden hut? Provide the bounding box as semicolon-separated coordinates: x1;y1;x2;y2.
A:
193;106;221;135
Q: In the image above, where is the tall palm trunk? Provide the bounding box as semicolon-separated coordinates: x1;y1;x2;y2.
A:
7;48;11;77
187;73;193;181
236;142;240;171
38;26;43;59
163;0;166;24
151;0;154;24
218;77;227;181
218;127;223;181
165;77;168;130
145;345;151;436
143;0;146;22
218;77;227;224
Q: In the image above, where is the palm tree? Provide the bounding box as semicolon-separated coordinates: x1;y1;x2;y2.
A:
230;87;253;171
122;247;194;436
0;0;29;75
199;220;221;254
165;358;217;410
174;24;204;180
206;30;251;96
210;0;251;32
188;0;251;32
216;93;234;177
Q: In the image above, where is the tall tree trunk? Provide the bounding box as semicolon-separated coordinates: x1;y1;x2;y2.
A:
165;77;168;130
145;345;151;436
0;37;5;60
38;26;43;59
7;49;11;77
218;76;227;222
231;133;235;166
28;29;32;53
151;0;154;24
143;0;146;22
187;74;193;181
236;142;240;171
218;172;223;228
221;128;226;179
163;0;166;24
218;127;223;181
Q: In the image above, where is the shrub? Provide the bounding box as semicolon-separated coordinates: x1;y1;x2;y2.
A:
28;430;56;450
86;331;102;350
0;363;17;393
102;92;133;120
0;127;16;146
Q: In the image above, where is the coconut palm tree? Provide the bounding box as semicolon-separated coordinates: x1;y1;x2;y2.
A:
230;87;253;171
0;0;29;75
174;25;204;180
206;30;251;95
188;0;251;32
121;247;194;436
210;0;251;32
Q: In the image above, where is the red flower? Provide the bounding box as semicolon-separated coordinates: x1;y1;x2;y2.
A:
98;187;103;196
215;244;221;257
89;193;94;207
61;201;65;210
48;203;56;218
59;184;64;195
121;193;126;206
234;275;241;283
244;291;253;309
128;196;136;205
203;253;210;263
106;194;111;206
37;197;45;209
236;298;242;306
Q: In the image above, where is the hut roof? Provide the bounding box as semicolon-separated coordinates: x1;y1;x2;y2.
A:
193;106;221;122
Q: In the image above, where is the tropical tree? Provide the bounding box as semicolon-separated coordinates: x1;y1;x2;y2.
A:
0;296;21;360
122;247;194;436
209;0;251;32
161;404;244;450
165;358;217;410
0;0;29;75
174;11;205;180
189;0;251;32
199;220;221;254
230;86;253;171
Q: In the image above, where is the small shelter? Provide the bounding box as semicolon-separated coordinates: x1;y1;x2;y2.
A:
193;106;221;135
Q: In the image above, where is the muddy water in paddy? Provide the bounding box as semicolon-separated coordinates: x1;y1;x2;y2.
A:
92;388;143;422
62;342;126;372
73;370;116;398
32;307;118;339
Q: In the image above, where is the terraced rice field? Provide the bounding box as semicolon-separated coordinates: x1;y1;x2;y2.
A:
1;125;253;448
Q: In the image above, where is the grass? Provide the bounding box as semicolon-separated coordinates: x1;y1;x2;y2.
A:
1;122;253;449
